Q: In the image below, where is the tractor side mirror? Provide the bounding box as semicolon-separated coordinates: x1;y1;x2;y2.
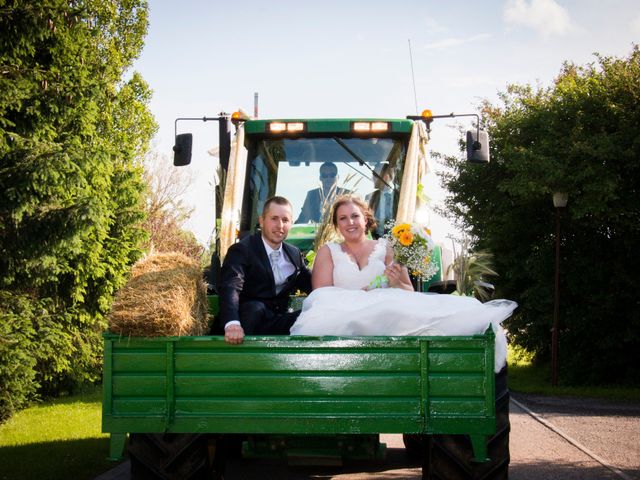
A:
173;133;193;166
466;130;490;163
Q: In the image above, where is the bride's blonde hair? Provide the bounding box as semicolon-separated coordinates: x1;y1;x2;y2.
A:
330;194;377;233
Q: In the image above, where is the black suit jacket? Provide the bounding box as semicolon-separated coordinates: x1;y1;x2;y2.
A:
295;187;349;224
217;233;312;329
366;189;394;238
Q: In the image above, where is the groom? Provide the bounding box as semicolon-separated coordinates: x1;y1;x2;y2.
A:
217;196;312;344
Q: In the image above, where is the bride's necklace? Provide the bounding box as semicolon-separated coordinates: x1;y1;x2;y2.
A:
341;242;370;269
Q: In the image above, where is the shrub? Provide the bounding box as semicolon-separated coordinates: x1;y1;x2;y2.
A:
0;292;39;422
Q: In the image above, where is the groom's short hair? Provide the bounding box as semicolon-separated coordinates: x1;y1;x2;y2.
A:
262;196;292;215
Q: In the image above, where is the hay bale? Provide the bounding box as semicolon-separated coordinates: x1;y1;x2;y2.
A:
108;252;209;337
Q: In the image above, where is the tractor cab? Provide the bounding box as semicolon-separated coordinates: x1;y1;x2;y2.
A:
239;118;414;252
173;110;489;290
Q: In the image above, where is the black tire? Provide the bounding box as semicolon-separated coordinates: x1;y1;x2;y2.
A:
128;433;221;480
402;432;424;460
424;366;510;479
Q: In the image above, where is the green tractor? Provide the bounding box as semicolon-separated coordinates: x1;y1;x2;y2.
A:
103;110;509;479
174;110;487;289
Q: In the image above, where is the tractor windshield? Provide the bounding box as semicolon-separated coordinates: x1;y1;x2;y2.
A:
241;136;407;249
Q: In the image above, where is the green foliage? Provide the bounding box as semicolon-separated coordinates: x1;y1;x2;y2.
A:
442;46;640;385
0;0;156;417
508;345;640;400
0;292;38;422
141;151;203;260
446;236;498;301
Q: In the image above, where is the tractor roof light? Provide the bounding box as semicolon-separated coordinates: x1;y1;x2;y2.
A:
231;110;250;125
269;122;287;133
370;122;389;132
267;121;306;134
420;109;434;127
352;121;389;133
353;122;371;132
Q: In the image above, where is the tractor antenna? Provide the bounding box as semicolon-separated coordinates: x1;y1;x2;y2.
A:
254;92;259;119
408;39;419;115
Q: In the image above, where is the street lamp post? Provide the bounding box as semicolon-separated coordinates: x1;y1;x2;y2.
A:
552;192;568;387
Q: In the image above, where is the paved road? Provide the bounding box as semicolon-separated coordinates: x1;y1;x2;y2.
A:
97;395;640;480
509;393;640;480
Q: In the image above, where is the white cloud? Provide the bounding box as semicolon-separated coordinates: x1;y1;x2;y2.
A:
504;0;572;37
423;33;491;51
424;16;448;34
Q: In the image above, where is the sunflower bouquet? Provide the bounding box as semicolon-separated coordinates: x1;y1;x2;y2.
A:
367;221;439;290
388;221;438;277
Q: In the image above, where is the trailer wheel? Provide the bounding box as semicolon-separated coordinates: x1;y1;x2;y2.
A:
403;366;510;479
128;433;221;480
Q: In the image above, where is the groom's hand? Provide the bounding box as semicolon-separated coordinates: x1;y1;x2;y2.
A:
224;324;245;344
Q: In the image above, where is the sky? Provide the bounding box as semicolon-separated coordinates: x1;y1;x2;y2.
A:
132;0;640;246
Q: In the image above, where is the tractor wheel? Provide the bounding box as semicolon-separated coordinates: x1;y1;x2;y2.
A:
403;366;510;479
128;433;222;480
425;366;510;479
402;432;424;460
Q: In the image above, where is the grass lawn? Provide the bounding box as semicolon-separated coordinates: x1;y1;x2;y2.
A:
508;346;640;402
0;386;123;480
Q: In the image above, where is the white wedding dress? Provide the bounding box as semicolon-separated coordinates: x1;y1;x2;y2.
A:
290;239;517;372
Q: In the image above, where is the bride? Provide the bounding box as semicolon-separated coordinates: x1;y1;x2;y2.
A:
289;195;517;372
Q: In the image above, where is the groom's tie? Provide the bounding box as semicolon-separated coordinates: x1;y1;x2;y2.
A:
269;250;285;294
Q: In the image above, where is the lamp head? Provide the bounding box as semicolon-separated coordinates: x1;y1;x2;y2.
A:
553;192;568;208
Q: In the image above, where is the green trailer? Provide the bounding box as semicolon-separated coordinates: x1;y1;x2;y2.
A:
103;327;499;476
103;110;509;478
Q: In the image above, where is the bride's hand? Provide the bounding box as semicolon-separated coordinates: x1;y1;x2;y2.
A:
384;262;402;285
384;262;413;291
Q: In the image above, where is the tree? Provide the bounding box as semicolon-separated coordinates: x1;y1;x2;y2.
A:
441;46;640;385
141;150;203;260
0;0;156;410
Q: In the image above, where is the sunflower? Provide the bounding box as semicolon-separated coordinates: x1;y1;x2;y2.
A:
399;231;414;246
392;223;410;237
